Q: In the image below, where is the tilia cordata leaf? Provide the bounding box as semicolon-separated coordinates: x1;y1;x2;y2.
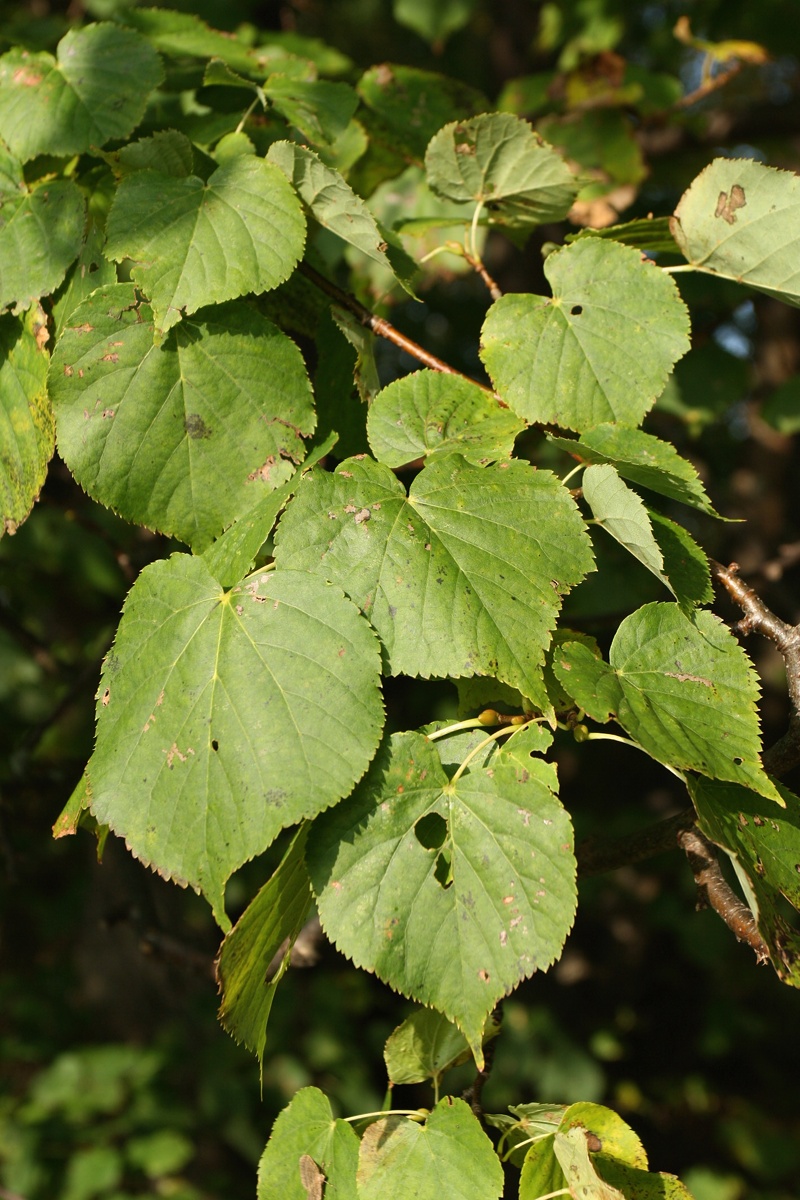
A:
87;556;384;927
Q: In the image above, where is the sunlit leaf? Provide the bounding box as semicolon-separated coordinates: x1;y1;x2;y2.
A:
0;24;163;161
308;731;576;1060
87;557;385;925
105;156;306;333
50;285;316;551
274;454;594;714
553;603;782;803
671;158;800;307
257;1087;359;1200
481;239;690;432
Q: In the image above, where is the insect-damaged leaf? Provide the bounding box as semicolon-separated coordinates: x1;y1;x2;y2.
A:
49;285;315;552
257;1087;359;1200
307;731;576;1063
0;24;163;161
87;556;384;927
480;239;690;432
671;158;800;307
553;603;781;804
274;454;594;715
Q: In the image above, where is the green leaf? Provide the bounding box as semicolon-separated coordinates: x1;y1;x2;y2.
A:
520;1102;650;1200
0;24;163;161
307;731;576;1060
274;454;594;714
555;1125;625;1199
108;129;195;179
257;1086;359;1200
548;424;720;516
598;1158;696;1199
566;216;678;254
0;149;85;310
312;310;370;459
367;370;523;467
122;8;261;75
671;158;800;306
202;432;338;588
648;511;712;614
480;239;691;432
87;556;384;926
384;1008;474;1085
425;113;578;229
50;285;315;551
553;603;782;803
689;775;800;988
583;464;670;592
0;308;53;535
217;828;312;1068
357;1099;503;1200
264;78;358;148
267;142;416;294
50;220;118;338
357;65;489;164
393;0;478;45
104;157;306;334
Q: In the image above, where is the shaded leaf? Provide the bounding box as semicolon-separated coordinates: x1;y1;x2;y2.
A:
553;603;781;803
548;423;720;516
217;828;312;1068
648;511;712;614
265;78;358;148
0;307;53;535
50;220;118;338
566;216;678;254
384;1008;473;1085
308;731;576;1060
0;24;163;161
50;285;315;552
122;8;262;75
357;1099;503;1200
520;1102;649;1200
480;239;690;432
105;157;306;333
0;147;85;311
689;775;800;988
425;112;578;229
671;158;800;306
257;1087;359;1200
109;130;195;179
583;463;669;591
357;64;488;164
393;0;478;45
274;454;594;714
367;370;523;467
88;557;384;926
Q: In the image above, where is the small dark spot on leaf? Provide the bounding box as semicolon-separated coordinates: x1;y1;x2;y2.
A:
733;756;743;766
570;305;583;316
211;739;219;751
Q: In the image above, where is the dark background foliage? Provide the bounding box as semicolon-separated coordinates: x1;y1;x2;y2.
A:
2;1;800;1197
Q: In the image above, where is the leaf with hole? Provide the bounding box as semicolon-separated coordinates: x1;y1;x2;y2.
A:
480;239;690;432
105;156;305;333
671;158;800;307
307;731;576;1062
274;454;594;714
0;24;163;161
553;603;781;803
367;370;524;467
49;285;315;552
87;556;384;926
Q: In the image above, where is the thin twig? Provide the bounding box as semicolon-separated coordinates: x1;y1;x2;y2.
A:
462;248;503;301
298;262;496;394
672;62;743;110
677;827;769;962
711;559;800;774
576;809;696;878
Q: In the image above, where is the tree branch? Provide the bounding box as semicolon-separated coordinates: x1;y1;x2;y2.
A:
711;558;800;775
299;261;497;395
677;827;769;962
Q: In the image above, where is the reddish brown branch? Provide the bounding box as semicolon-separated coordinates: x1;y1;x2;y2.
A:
711;559;800;775
299;261;496;394
462;250;502;301
677;827;769;962
672;62;743;110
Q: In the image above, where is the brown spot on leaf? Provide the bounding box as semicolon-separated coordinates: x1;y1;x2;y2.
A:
248;455;276;483
354;508;371;524
184;413;211;439
102;688;110;706
13;66;42;85
101;353;119;362
714;185;746;224
478;969;490;982
63;365;73;377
